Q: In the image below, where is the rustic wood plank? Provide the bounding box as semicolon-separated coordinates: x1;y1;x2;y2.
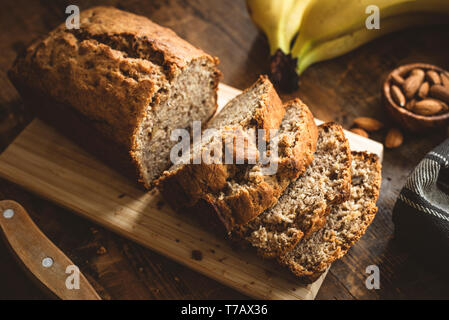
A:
1;0;449;300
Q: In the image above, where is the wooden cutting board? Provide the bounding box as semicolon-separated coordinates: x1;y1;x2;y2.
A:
0;84;383;299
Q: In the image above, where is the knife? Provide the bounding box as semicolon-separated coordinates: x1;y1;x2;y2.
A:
0;200;101;300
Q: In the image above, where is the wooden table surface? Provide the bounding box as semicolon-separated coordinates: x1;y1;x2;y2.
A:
1;0;449;300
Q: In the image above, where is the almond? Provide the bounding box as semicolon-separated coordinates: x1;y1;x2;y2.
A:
350;127;369;138
391;85;406;107
441;101;449;112
426;70;441;85
403;68;425;99
385;128;403;149
410;68;425;77
429;85;449;104
413;99;444;116
405;99;416;111
441;73;449;89
391;73;404;86
418;82;429;99
353;117;384;132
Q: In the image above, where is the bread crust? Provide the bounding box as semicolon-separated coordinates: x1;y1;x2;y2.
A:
157;96;318;233
252;122;352;259
215;99;318;230
155;76;286;208
8;6;220;187
279;151;382;283
251;75;285;138
208;75;285;137
231;122;351;258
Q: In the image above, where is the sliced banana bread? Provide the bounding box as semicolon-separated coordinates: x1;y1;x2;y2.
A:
235;123;352;258
156;96;318;232
279;151;382;283
155;76;285;207
208;75;285;133
8;6;221;188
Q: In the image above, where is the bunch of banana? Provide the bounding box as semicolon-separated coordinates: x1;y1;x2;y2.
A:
246;0;449;91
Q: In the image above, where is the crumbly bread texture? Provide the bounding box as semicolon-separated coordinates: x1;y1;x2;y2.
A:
235;123;352;258
155;76;285;206
8;6;220;188
208;75;285;134
279;152;382;283
156;93;318;232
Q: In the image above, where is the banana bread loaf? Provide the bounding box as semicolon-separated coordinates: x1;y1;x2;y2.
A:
279;151;382;283
8;6;221;188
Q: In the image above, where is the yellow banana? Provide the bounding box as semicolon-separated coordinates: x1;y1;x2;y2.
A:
246;0;449;90
246;0;313;55
291;0;413;60
293;0;449;75
296;12;449;74
246;0;315;90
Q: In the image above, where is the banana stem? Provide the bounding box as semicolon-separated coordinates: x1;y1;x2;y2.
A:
269;49;299;92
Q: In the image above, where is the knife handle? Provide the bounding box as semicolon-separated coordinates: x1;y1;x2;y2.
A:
0;200;101;300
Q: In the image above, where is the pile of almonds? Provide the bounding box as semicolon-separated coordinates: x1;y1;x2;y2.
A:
390;67;449;116
350;117;403;149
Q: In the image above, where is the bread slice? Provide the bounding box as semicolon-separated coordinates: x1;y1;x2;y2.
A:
8;6;220;188
278;152;382;283
155;76;285;207
235;123;352;258
156;92;318;232
208;75;285;133
210;100;318;230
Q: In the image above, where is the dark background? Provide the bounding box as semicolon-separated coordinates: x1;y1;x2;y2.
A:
1;0;449;299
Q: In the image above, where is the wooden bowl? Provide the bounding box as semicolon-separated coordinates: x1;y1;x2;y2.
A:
383;63;449;132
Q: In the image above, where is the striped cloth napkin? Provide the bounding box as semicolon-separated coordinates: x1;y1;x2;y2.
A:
393;139;449;265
